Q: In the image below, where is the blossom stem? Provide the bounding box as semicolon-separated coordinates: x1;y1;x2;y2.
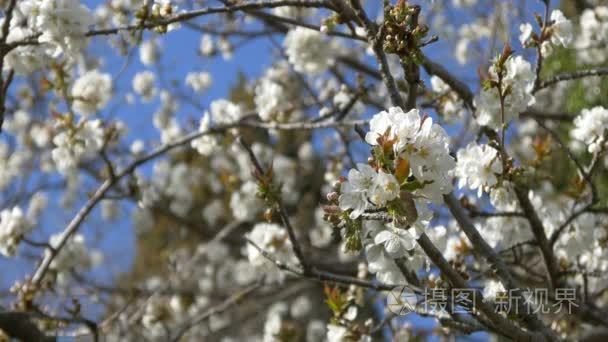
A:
238;136;310;272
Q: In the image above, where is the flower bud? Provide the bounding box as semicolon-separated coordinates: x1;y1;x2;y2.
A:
326;191;339;202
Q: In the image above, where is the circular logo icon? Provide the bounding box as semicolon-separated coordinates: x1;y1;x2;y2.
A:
386;286;419;316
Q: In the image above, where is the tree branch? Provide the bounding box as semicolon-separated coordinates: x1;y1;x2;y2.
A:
416;233;547;342
512;185;561;291
86;1;334;37
420;55;475;110
238;136;310;272
534;67;608;93
443;193;553;336
29;117;364;288
0;311;56;342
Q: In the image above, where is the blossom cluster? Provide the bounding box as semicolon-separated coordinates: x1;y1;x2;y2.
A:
71;70;113;116
363;107;455;202
283;27;336;75
0;207;32;257
576;6;608;64
335;107;454;283
430;76;465;123
475;55;536;129
519;10;573;56
455;142;502;196
52;119;105;173
191;99;245;156
136;241;256;340
254;62;303;123
246;223;298;284
46;233;101;286
0;193;48;257
4;0;94;74
133;71;157;102
570;106;608;153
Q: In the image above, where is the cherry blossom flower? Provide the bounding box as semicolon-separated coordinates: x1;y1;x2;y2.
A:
338;163;376;219
51;119;105;173
549;10;573;47
283;27;335;75
455;142;502;196
185;72;212;93
71;70;113;116
246;223;297;283
0;207;32;257
570;106;608;153
475;56;535;128
132;71;157;102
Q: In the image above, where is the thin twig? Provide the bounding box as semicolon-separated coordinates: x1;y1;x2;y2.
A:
29;117;364;288
237;136;310;272
171;281;263;342
86;1;334;37
513;185;561;291
534;67;608;93
443;193;554;336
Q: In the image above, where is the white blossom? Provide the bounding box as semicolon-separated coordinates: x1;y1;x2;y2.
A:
326;324;348;342
132;71;157;102
27;192;48;222
283;27;335;75
454;21;491;65
141;296;170;337
365;107;455;202
452;0;477;7
0;207;32;257
47;233;101;285
576;6;608;64
309;208;333;248
202;200;223;226
199;34;214;56
191;114;219;156
52;119;105;173
272;1;313;19
549;10;573;47
230;181;263;222
36;0;94;57
290;295;312;319
368;171;400;206
130;140;145;155
307;320;326;342
245;223;297;283
255;78;291;122
209;99;244;125
217;37;233;60
71;70;113;116
365;244;406;284
4;26;52;74
373;225;416;257
430;76;465;123
455;142;502;196
185;71;212;93
263;303;288;342
570;106;608;153
338;163;376;219
140;39;160;66
519;23;533;46
483;279;506;300
475;56;535;128
254;62;301;123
